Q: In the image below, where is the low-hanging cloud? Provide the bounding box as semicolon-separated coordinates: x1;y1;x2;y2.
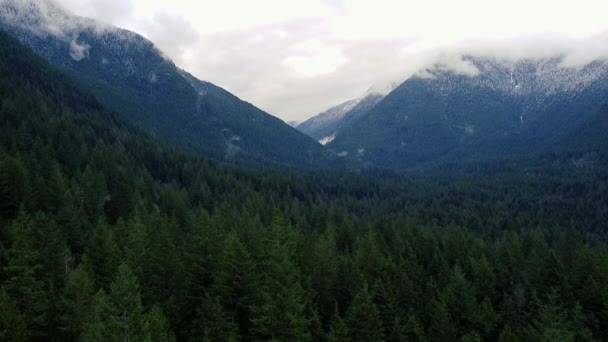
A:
19;0;608;121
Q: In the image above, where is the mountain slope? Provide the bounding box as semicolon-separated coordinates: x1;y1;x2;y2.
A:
297;93;384;144
0;0;329;168
329;57;608;169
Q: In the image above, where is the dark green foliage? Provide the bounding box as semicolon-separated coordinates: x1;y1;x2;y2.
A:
0;289;28;341
107;263;150;342
147;305;176;342
250;213;311;341
346;284;384;342
1;28;608;342
328;305;350;342
59;264;96;338
2;210;48;339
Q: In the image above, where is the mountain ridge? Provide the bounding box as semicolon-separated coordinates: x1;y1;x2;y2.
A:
0;0;332;168
328;56;608;169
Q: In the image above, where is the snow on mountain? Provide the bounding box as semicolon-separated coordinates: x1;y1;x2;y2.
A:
297;92;386;143
328;55;608;169
0;0;331;167
417;56;608;124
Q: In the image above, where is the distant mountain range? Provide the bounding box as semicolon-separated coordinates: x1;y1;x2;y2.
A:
320;57;608;169
1;0;607;172
0;0;331;168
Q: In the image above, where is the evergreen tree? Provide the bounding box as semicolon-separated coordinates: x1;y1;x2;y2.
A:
80;290;114;342
2;209;48;338
250;212;310;341
427;297;456;342
328;304;350;342
471;296;499;337
345;284;384;342
194;295;238;341
497;324;516;342
0;289;28;341
108;263;151;342
210;232;255;338
147;305;176;342
81;218;120;289
59;264;96;339
402;311;428;342
526;290;574;342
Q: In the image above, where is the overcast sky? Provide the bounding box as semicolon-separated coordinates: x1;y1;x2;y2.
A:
54;0;608;122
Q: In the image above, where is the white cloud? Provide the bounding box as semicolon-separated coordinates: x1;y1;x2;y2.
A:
50;0;608;121
69;37;89;61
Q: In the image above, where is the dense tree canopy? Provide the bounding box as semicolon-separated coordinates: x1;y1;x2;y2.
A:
1;29;608;341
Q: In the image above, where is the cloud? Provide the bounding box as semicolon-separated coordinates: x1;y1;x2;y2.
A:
69;37;89;60
31;0;608;121
137;13;199;65
54;0;133;27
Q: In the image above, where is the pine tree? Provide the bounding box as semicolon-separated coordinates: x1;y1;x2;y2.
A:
81;218;120;289
108;263;151;342
59;264;96;338
250;211;310;341
0;289;28;341
147;305;176;342
460;331;482;342
194;295;238;341
2;209;48;338
346;284;384;342
570;302;594;342
402;311;428;342
526;290;574;342
328;304;350;342
428;297;456;342
81;290;114;342
497;324;516;342
471;296;499;337
210;232;255;337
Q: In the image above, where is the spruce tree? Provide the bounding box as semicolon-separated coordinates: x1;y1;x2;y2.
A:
2;209;48;338
0;289;28;341
147;305;176;342
59;264;96;338
402;311;428;342
250;212;310;341
108;263;151;342
345;284;384;342
526;290;574;342
80;290;114;342
328;305;350;342
81;218;120;289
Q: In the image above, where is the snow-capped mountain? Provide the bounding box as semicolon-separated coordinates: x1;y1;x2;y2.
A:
297;84;395;144
328;56;608;169
0;0;331;167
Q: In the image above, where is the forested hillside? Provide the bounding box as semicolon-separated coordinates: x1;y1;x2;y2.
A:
2;29;608;342
329;58;608;170
0;0;331;168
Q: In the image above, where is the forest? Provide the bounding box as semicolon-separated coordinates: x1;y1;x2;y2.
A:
1;29;608;342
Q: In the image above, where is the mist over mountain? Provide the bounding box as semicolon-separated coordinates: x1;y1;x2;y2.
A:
328;56;608;169
0;0;331;168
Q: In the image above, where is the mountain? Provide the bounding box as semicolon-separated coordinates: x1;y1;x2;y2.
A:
3;24;608;342
0;0;330;168
328;57;608;169
556;104;608;156
297;85;394;144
